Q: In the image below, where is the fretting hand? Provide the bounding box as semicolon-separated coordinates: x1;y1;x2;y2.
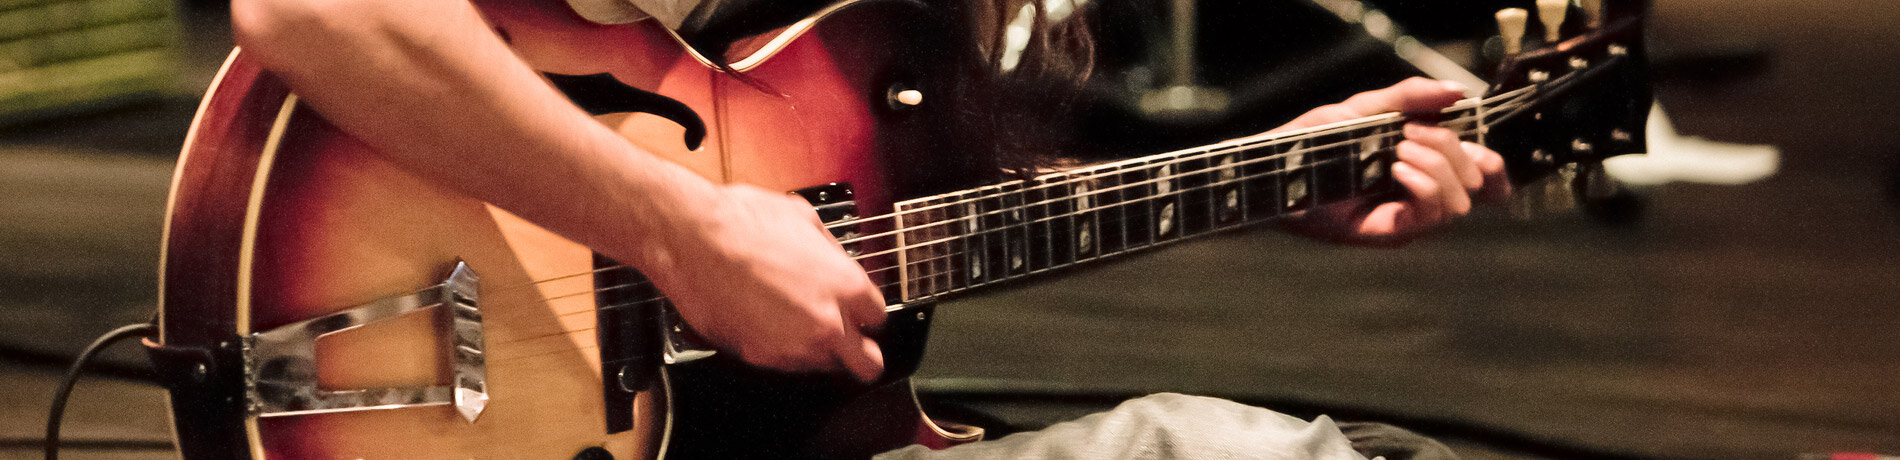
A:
640;183;888;382
1278;78;1512;244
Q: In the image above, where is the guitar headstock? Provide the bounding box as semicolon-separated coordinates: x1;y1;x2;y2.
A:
1482;0;1652;220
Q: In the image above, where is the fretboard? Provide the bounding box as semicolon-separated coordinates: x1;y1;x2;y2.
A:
880;101;1494;303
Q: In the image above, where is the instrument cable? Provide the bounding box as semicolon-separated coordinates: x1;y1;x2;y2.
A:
44;323;157;460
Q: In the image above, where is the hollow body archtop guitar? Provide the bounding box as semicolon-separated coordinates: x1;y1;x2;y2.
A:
145;0;1652;458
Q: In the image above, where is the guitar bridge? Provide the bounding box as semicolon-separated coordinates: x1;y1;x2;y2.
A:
243;261;489;422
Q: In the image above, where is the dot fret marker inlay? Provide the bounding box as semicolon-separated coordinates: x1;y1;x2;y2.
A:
1158;203;1176;236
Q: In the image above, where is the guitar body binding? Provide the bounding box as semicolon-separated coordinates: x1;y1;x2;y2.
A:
150;1;982;458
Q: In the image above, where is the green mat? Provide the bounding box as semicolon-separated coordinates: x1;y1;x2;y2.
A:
0;0;177;125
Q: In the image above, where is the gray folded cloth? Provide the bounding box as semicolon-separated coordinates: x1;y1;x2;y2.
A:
1338;421;1461;460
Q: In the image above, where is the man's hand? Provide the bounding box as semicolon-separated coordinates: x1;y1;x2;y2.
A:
1277;77;1512;244
231;0;886;381
642;184;887;382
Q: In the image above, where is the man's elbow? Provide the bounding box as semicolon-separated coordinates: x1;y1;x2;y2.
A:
229;0;371;64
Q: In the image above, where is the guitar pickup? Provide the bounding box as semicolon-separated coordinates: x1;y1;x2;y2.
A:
795;183;861;255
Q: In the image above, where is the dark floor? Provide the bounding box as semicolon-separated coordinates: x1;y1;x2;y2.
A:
5;1;1900;459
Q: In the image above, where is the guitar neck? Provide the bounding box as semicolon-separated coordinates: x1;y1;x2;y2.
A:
876;93;1522;304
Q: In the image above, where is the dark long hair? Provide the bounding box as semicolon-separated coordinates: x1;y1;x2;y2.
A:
867;0;1094;198
948;0;1095;175
681;0;1096;195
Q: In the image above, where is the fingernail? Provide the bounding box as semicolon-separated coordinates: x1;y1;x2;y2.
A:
1440;80;1470;96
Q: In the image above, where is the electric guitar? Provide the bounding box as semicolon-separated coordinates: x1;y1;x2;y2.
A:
144;0;1651;458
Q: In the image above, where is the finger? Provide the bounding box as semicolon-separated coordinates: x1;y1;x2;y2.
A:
1406;123;1481;192
1354;201;1410;239
784;195;826;230
834;316;886;383
841;273;889;335
1340;77;1469;118
1397;141;1471;217
1391;162;1446;229
1279;78;1470;130
1465;142;1514;205
1282;104;1368;129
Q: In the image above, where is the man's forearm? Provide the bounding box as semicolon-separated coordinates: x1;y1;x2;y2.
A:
229;0;711;269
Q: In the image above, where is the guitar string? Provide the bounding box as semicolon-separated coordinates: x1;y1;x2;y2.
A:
478;117;1509;324
481;84;1543;301
475;122;1505;340
477;121;1483;324
477;91;1533;301
832;117;1499;249
819;85;1536;232
457;79;1581;358
481;148;1384;339
472;87;1547;323
475;102;1522;304
640;111;1507;286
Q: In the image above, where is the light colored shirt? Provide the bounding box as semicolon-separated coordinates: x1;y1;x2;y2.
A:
564;0;703;29
876;393;1369;460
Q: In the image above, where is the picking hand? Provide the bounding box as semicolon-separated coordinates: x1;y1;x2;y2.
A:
642;184;887;382
1277;78;1512;244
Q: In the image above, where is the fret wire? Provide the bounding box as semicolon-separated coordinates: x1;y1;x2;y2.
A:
932;196;949;296
1094;169;1109;262
1205;155;1219;233
858;109;1495;233
865;148;1400;296
549;113;1536;308
1132;162;1147;247
1048;175;1064;269
531;93;1543;304
855;154;1366;262
853;89;1535;234
895;198;911;301
953;195;965;290
1109;165;1124;252
841;126;1421;246
1004;183;1024;279
845;145;1407;263
903;198;918;298
956;192;974;291
852;112;1524;298
977;188;993;288
844;118;1476;244
849;123;1478;261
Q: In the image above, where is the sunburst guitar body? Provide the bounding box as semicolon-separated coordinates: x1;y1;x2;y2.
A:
148;1;982;458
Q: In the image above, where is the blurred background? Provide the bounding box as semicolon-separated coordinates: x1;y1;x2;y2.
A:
2;0;1897;459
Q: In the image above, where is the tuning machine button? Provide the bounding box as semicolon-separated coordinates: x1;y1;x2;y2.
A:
1580;0;1603;29
1496;8;1529;56
1537;0;1568;42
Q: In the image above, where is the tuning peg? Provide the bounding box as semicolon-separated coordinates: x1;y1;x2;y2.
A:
1497;8;1528;55
1580;0;1603;28
1538;0;1568;42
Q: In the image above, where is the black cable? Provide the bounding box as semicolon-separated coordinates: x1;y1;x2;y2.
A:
45;323;157;460
0;341;157;385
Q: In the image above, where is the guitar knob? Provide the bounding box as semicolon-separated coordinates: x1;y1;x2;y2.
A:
1537;0;1568;42
1496;8;1528;56
1580;0;1603;29
888;86;924;109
